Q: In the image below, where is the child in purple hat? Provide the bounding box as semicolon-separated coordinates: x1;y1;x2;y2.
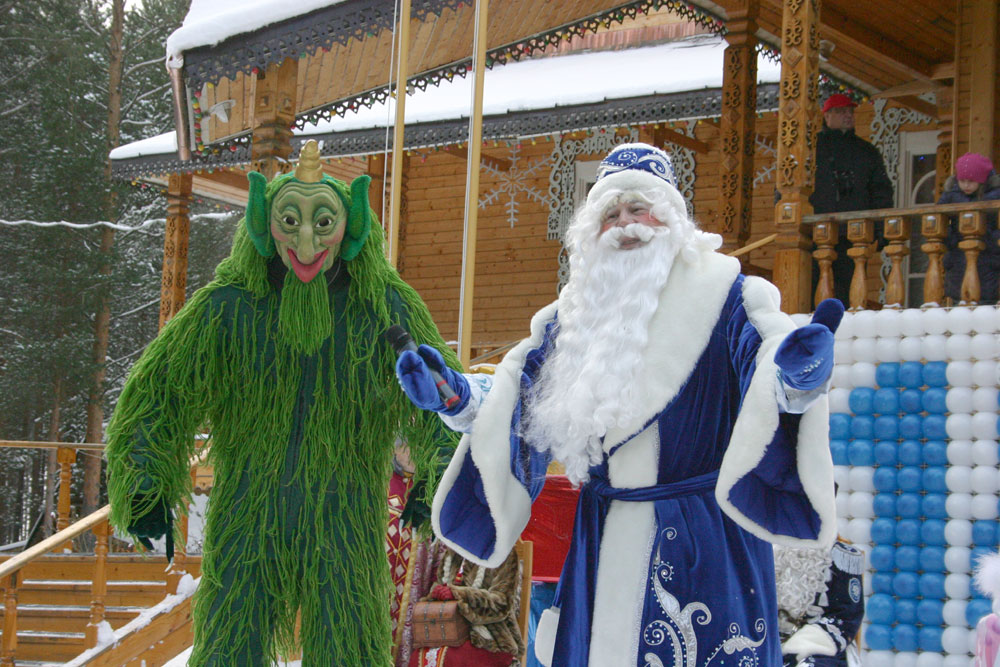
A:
937;152;1000;304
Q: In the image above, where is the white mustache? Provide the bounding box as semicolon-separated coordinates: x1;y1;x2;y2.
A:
602;222;667;248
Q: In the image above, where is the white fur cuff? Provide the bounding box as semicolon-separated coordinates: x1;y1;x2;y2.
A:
534;607;560;666
782;623;837;660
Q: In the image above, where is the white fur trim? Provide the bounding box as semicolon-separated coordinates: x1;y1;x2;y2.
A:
715;277;837;548
587;168;678;209
534;607;559;666
589;427;659;664
431;303;557;569
603;250;741;447
782;623;838;660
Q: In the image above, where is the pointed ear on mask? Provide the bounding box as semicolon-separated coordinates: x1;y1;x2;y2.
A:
245;171;275;257
340;174;372;261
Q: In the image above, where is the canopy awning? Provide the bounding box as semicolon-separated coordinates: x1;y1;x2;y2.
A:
113;36;780;180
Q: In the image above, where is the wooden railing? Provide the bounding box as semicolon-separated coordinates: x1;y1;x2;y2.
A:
1;440;105;547
0;441;205;666
1;506;111;666
806;200;1000;310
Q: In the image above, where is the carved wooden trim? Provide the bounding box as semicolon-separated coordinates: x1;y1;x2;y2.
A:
718;2;759;255
160;172;194;329
250;58;299;179
921;213;949;305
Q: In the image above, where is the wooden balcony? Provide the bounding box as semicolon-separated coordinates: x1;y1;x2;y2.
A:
804;200;1000;311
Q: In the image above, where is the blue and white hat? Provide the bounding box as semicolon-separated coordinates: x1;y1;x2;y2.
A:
587;143;677;207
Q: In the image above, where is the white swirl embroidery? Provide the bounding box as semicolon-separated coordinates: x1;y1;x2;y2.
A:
642;528;768;667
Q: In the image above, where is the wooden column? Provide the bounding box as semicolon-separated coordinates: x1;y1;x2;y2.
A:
85;520;109;648
846;218;875;310
718;0;759;258
160;172;193;328
773;0;821;314
1;574;17;667
883;215;911;307
368;153;387;226
812;220;837;304
934;87;953;201
387;0;412;268
251;57;298;180
56;445;76;551
921;212;949;305
966;0;998;156
457;0;490;368
958;210;986;303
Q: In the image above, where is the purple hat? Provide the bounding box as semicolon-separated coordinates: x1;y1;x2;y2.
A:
955;152;994;184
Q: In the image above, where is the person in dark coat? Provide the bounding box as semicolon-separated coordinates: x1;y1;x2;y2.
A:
938;152;1000;304
811;93;895;307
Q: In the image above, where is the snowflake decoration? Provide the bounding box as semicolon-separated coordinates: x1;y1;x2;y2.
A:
479;144;553;227
753;133;777;186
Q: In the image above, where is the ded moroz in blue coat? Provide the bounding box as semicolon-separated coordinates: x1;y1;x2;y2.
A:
430;249;837;667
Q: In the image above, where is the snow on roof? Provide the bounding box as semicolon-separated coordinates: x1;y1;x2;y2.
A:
114;36;780;161
166;0;348;63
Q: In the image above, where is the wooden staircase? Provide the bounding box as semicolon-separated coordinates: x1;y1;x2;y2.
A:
0;552;200;665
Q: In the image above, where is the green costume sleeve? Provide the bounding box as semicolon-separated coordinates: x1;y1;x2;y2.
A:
105;288;220;534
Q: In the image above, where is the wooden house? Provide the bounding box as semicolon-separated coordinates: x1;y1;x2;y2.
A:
3;0;1000;664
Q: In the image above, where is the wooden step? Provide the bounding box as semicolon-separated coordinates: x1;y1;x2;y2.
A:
0;553;201;582
1;604;143;633
0;630;85;663
11;579;168;606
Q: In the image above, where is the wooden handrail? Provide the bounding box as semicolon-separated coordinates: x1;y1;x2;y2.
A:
803;199;1000;225
0;505;110;581
728;233;777;258
470;340;519;366
0;439;104;450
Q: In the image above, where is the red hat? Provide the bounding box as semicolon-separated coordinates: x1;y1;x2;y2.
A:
822;93;857;113
955;152;994;184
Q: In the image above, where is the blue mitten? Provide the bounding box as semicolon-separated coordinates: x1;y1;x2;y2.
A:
775;299;845;391
395;344;470;414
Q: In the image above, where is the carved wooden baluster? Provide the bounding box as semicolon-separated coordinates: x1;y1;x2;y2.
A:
812;220;838;306
86;520;109;648
1;573;18;667
846;218;875;310
958;210;986;304
56;446;77;552
921;213;949;305
883;215;911;307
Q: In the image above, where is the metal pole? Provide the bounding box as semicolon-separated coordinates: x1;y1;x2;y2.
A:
457;0;489;367
387;0;412;268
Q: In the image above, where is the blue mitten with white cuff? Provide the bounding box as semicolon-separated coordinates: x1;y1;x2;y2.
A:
774;298;845;391
395;344;470;415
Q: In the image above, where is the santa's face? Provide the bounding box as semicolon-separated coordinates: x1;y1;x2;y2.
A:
270;182;347;283
599;201;665;250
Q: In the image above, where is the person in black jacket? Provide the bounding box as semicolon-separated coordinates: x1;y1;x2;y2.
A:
938;152;1000;304
810;94;895;307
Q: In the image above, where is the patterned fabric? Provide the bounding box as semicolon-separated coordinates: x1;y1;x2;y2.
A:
595;143;676;188
388;472;416;650
779;541;864;667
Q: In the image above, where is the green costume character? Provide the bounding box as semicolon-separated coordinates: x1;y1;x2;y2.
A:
105;141;458;665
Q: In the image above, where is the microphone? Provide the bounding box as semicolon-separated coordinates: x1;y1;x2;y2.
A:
385;325;461;409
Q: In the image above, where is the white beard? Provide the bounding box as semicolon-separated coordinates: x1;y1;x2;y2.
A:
523;227;679;485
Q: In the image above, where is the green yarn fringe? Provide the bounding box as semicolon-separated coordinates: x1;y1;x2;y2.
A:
106;210;459;665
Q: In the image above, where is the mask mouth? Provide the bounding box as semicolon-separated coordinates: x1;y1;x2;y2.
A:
287;248;329;283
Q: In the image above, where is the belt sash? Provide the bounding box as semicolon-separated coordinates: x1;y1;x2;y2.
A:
550;468;720;667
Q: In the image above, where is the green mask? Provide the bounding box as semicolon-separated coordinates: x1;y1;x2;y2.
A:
269;182;346;283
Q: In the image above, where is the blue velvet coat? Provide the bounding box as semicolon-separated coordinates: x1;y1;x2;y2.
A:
431;250;836;667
